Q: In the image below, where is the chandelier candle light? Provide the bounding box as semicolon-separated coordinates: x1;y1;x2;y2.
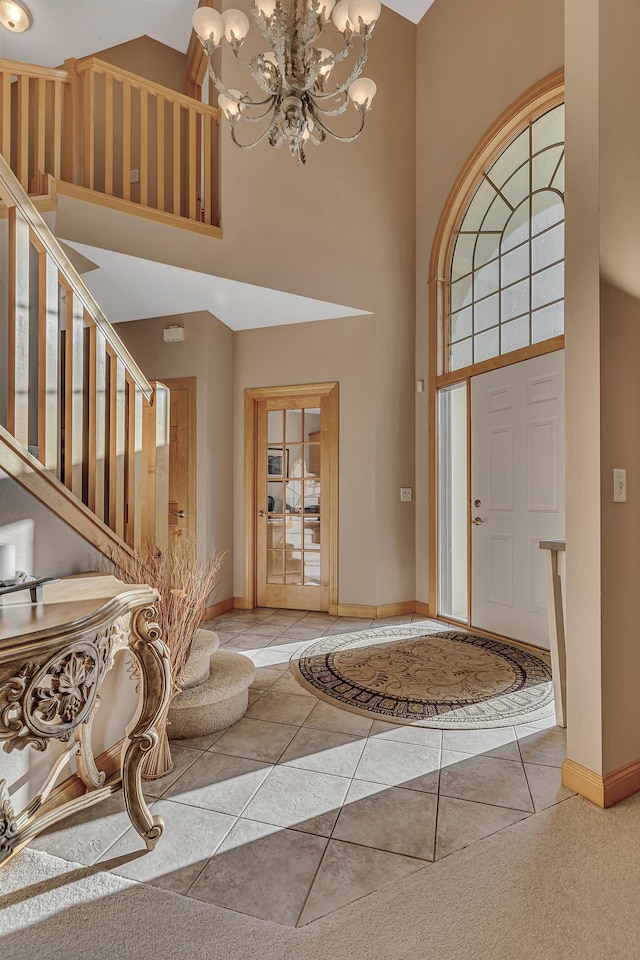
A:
192;0;381;164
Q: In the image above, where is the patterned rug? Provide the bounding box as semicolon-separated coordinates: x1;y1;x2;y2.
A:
290;626;555;729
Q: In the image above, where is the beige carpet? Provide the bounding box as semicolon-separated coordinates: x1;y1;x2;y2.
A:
3;791;640;959
291;627;554;728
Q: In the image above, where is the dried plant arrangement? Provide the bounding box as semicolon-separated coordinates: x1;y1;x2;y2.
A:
110;537;225;779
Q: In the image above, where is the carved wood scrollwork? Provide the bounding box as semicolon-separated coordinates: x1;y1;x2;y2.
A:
0;589;170;867
0;621;125;754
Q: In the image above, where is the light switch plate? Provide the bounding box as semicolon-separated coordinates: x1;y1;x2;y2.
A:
613;468;626;503
400;487;413;502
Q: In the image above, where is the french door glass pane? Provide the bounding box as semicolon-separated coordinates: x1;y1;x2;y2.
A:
268;410;283;442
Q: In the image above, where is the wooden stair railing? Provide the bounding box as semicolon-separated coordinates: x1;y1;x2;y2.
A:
0;152;169;558
0;56;221;235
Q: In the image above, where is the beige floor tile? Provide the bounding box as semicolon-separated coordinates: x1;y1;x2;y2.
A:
247;689;263;706
262;612;308;626
303;700;373;737
242;765;350;836
524;762;576;811
278;727;366;778
354;739;441;794
209;717;299;763
278;626;327;641
517;728;567;767
29;791;139;866
439;752;533;811
268;671;316;697
250;665;287;690
222;633;275;651
168;730;225;752
249;648;296;669
163;752;272;815
101;799;236;894
246;691;317;725
370;720;442;749
241;623;288;639
188;819;328;926
333;779;438;860
441;726;520;761
298;839;424;926
148;743;205;795
435;795;530;859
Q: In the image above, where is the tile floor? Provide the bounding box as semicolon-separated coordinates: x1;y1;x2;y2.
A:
30;608;574;928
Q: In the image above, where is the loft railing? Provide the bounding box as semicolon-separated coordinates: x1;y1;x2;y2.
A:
0;153;169;554
0;56;220;233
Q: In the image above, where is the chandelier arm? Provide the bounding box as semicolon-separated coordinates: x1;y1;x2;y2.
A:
311;36;370;101
308;92;351;117
229;105;280;150
206;64;276;110
307;102;367;143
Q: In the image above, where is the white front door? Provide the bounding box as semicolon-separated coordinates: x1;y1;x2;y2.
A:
470;351;565;648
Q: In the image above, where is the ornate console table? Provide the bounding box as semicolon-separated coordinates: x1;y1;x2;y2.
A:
0;575;171;867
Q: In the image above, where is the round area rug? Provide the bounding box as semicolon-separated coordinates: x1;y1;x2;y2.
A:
289;626;554;729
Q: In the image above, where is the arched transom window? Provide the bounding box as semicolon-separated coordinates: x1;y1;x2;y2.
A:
448;103;565;372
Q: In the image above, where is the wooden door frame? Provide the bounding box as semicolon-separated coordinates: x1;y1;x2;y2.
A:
163;376;197;544
428;70;565;624
243;382;339;614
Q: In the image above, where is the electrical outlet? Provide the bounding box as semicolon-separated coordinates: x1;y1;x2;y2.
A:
129;169;139;183
613;468;627;503
400;487;413;502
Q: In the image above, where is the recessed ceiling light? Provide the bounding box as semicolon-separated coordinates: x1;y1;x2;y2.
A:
0;1;32;33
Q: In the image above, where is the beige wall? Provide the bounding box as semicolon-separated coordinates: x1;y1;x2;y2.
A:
564;0;640;777
415;0;564;605
56;6;418;609
117;311;234;603
88;35;188;93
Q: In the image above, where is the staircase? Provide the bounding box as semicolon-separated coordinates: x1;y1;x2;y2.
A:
0;152;169;559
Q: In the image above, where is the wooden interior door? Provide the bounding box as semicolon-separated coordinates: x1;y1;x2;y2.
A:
165;377;197;543
254;388;337;611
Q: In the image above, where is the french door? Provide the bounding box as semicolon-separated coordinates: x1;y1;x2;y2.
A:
250;385;338;611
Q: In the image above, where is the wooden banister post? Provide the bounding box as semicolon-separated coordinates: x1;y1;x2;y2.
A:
62;59;83;185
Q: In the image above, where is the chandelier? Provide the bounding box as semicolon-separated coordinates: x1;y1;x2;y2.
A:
192;0;381;164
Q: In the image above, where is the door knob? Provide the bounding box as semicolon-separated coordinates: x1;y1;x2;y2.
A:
474;499;482;508
169;509;186;518
472;516;485;526
258;509;267;517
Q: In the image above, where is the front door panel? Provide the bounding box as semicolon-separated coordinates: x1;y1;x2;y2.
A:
470;351;565;647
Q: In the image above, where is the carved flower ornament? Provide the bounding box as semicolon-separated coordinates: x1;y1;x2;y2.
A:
35;652;98;725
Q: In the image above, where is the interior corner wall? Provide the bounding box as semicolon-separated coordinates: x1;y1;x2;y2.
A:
88;35;188;94
0;473;104;577
233;315;378;606
414;0;565;607
116;311;234;603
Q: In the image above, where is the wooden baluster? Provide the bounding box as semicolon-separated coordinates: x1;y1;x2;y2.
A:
35;241;59;472
125;375;143;549
107;348;126;538
52;79;63;180
84;68;95;189
35;78;46;192
17;75;29;189
188;107;196;221
156;95;165;211
0;70;10;162
88;324;107;521
104;73;114;196
204;112;213;225
140;87;148;208
122;81;131;201
63;284;84;498
173;101;181;216
7;207;30;446
63;59;83;186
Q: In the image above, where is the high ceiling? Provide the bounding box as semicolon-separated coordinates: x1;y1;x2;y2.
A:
0;0;434;67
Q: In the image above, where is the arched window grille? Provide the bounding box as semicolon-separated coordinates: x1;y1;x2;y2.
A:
447;103;565;372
